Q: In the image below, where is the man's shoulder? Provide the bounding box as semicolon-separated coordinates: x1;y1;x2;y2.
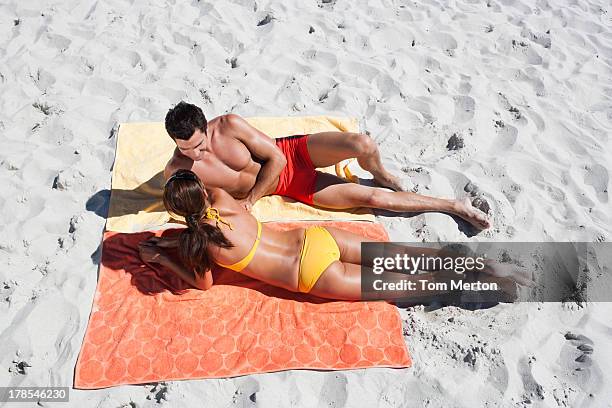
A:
217;113;244;123
214;113;246;132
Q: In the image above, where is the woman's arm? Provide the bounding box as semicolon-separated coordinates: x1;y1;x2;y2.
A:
160;256;213;291
139;239;213;290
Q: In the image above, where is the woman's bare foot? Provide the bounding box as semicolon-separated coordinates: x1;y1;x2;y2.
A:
453;197;491;229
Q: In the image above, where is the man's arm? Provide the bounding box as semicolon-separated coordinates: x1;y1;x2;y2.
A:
164;148;195;181
225;114;287;205
163;161;174;181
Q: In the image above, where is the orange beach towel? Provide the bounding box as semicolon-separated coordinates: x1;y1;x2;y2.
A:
75;222;411;389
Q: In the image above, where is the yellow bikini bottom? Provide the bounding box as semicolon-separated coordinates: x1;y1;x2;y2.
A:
298;226;341;293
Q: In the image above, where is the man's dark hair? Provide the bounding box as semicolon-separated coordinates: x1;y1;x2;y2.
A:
165;101;207;140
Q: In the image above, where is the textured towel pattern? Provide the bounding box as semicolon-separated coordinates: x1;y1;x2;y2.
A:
106;116;374;232
75;222;411;389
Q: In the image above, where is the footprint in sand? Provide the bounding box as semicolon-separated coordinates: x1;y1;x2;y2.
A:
400;166;431;193
311;50;338;70
583;163;609;204
45;32;71;52
340;61;380;83
403;98;435;124
517;68;546;97
517;356;545;403
523;106;545;132
495;36;542;66
31;68;56;92
370;26;411;52
563;332;594;371
499;179;523;205
430;32;458;52
520;27;552;49
453;95;475;123
458;74;472;94
82;78;128;103
173;32;194;49
495;92;528;126
493;119;518;151
557;332;606;405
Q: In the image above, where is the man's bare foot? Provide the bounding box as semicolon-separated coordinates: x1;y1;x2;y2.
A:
454;197;491;230
373;173;406;192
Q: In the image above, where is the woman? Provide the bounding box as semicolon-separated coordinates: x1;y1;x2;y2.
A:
139;170;532;300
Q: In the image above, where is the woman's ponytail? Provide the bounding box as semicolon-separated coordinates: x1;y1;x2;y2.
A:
163;170;233;277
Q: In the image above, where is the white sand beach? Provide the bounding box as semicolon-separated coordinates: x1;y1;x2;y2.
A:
1;0;611;406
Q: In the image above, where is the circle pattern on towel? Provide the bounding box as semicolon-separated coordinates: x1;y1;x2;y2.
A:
75;224;410;388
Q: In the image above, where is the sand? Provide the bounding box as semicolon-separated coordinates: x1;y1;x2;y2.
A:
0;0;611;406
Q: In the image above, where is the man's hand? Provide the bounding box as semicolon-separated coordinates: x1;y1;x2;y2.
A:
138;239;171;265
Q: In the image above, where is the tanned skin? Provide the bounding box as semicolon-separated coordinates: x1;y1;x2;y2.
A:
165;113;490;229
139;188;531;300
165;114;286;211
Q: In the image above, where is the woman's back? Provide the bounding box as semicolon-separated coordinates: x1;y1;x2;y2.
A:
204;188;305;291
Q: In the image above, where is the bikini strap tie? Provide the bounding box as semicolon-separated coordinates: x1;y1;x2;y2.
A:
204;207;233;230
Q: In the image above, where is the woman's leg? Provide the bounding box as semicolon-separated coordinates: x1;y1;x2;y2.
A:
322;227;443;268
307;261;363;300
308;261;445;301
322;227;368;265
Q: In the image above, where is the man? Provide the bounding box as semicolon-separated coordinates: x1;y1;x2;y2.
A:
163;101;490;229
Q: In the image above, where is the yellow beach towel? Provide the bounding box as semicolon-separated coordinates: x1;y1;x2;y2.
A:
106;116;374;232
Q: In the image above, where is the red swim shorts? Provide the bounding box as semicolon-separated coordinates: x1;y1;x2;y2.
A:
273;134;317;205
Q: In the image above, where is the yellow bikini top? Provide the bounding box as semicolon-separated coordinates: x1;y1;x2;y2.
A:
205;207;262;272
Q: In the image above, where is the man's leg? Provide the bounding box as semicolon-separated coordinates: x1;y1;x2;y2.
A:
306;131;404;191
312;173;491;229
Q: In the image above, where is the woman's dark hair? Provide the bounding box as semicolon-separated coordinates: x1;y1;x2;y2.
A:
165;101;207;140
163;169;233;277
